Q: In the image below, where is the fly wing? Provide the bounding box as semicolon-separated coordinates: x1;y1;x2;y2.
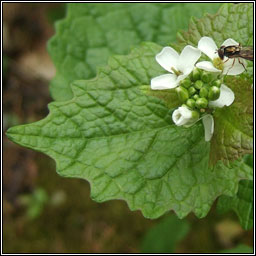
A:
240;46;253;61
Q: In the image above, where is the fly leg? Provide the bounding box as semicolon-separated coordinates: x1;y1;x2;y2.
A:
238;57;247;71
225;58;236;75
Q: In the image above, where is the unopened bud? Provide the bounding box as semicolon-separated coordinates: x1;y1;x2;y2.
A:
180;79;191;89
186;99;196;109
199;87;209;98
191;110;200;120
208;86;221;100
195;97;208;109
193;94;199;100
201;71;212;83
175;86;189;102
191;68;201;81
212;79;222;88
188;86;197;96
194;80;204;90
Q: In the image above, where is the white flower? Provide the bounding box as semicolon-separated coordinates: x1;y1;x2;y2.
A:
202;84;235;141
172;107;214;142
151;45;201;90
172;84;235;141
172;106;199;126
208;84;235;108
196;37;246;75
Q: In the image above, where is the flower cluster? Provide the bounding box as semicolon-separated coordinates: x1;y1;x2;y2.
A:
151;37;245;141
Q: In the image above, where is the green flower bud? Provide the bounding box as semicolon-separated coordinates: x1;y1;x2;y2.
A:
195;97;208;109
188;86;197;96
194;80;204;90
201;71;212;83
175;86;189;102
191;110;200;120
180;79;191;89
186;99;196;109
191;68;201;81
193;94;199;100
199;87;209;98
208;86;221;100
211;79;222;88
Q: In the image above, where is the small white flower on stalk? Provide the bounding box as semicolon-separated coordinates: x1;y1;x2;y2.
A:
172;106;200;127
172;84;235;141
196;37;246;75
151;45;201;90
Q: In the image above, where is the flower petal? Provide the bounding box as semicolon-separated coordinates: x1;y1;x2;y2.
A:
208;84;235;108
223;58;247;75
179;106;193;119
221;38;239;47
177;45;201;73
198;36;218;60
172;108;183;126
172;106;192;126
156;47;179;72
151;74;178;90
202;114;214;142
196;61;221;72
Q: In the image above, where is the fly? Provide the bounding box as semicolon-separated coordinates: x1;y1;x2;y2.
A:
217;44;253;73
217;45;253;61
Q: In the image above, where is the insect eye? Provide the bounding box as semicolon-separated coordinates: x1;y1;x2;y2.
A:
217;49;224;59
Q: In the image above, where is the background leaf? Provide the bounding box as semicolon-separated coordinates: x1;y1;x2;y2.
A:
6;42;252;219
48;3;222;101
141;214;190;253
217;155;253;230
174;3;253;49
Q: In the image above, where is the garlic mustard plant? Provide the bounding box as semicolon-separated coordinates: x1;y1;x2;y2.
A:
150;37;245;141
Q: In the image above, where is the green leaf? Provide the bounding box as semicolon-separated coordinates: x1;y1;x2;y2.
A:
48;3;222;101
172;3;253;165
139;85;181;110
6;42;253;219
218;244;253;253
141;214;190;253
174;3;253;50
210;77;253;165
217;155;253;230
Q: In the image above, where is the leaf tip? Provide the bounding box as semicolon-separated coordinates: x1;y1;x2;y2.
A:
5;125;23;145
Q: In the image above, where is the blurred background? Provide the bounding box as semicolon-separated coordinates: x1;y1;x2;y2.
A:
2;3;253;253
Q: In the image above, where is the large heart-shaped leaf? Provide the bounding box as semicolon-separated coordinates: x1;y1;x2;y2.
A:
6;3;253;219
6;41;252;218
